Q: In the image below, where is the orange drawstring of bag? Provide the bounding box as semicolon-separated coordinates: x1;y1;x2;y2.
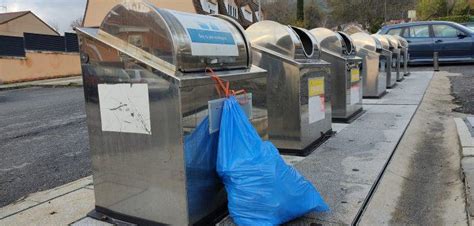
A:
206;67;249;104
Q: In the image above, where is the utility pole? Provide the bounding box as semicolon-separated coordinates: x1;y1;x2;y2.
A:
384;0;387;22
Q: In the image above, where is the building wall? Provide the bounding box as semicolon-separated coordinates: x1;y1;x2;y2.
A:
0;51;81;83
83;0;197;27
0;13;58;37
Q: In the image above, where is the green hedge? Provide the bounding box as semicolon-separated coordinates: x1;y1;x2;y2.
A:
433;15;474;23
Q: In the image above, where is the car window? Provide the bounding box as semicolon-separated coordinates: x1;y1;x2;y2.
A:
401;28;410;38
387;28;402;36
433;24;464;38
126;70;138;79
410;25;430;38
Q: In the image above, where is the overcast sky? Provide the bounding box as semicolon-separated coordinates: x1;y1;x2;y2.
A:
1;0;87;34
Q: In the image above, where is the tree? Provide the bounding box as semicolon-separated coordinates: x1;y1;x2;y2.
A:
452;0;470;15
264;0;326;29
328;0;415;32
416;0;447;20
70;17;84;30
297;0;304;21
304;2;326;28
263;0;295;25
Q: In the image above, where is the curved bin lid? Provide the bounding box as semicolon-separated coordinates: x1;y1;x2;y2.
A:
97;0;249;73
309;28;343;55
337;31;357;56
371;34;391;50
246;20;320;60
350;32;380;53
382;35;401;49
393;35;409;48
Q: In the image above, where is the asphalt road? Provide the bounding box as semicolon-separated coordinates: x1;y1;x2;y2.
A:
412;64;474;114
0;87;90;207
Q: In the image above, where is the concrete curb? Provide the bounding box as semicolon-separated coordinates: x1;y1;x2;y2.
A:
0;176;93;221
0;83;82;91
455;118;474;222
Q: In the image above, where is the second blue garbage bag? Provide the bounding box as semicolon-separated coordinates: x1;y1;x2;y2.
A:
216;96;329;225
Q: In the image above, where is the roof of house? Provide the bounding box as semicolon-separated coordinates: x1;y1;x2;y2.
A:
0;11;60;36
0;11;30;24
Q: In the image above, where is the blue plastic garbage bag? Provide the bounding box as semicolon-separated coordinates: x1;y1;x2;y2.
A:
217;96;329;225
184;116;224;218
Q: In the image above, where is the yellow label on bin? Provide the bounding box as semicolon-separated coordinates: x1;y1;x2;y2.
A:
308;78;324;97
351;69;360;82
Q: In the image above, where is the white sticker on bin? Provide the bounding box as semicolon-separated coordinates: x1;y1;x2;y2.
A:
98;84;151;135
208;94;252;134
308;78;325;124
168;10;239;57
350;85;360;106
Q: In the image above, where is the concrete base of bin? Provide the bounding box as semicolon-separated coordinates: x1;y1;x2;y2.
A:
387;82;397;89
279;130;335;157
87;205;229;226
332;109;366;124
363;90;388;99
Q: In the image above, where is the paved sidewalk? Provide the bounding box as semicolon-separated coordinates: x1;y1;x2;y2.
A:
456;115;474;223
0;76;82;90
288;71;434;225
0;177;93;225
0;71;437;225
359;72;469;225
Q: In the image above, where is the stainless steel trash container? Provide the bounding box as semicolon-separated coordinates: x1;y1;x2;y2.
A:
394;35;410;76
309;28;364;119
371;34;397;88
384;35;403;82
76;1;268;225
349;32;387;98
246;21;332;154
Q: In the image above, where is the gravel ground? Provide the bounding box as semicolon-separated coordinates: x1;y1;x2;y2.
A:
0;87;90;207
450;74;474;114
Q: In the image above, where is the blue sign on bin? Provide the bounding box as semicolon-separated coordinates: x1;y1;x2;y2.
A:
187;28;235;45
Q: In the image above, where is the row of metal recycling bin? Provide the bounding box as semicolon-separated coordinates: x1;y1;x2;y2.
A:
76;2;411;225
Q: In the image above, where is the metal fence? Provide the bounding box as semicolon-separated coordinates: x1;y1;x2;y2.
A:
0;32;79;57
24;33;66;52
0;35;26;57
65;33;79;52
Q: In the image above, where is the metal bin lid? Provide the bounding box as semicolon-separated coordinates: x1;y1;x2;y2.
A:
382;35;401;49
371;34;391;50
393;35;409;48
308;28;355;56
350;32;380;53
337;31;357;56
245;20;320;60
80;0;250;73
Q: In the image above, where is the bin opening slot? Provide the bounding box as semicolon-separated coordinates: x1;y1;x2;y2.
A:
337;32;354;55
290;26;314;57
